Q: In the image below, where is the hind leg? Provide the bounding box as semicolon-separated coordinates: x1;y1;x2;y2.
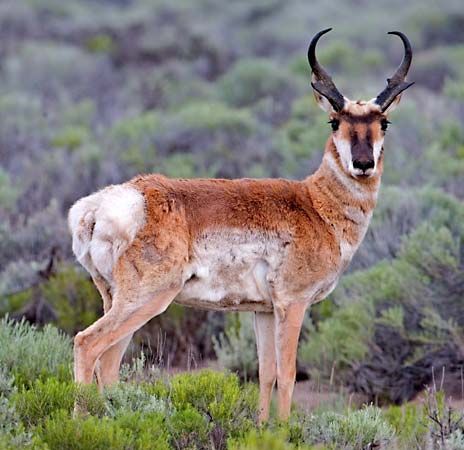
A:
95;334;132;387
74;284;180;384
92;275;133;388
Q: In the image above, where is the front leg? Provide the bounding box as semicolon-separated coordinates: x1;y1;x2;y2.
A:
254;312;276;424
274;301;308;421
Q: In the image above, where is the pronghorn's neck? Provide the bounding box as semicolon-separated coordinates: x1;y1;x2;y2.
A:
305;138;382;250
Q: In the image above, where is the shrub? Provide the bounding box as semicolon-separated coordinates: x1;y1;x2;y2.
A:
13;378;76;426
41;265;102;335
0;168;19;210
228;429;316;450
75;384;107;418
108;111;160;173
299;301;375;382
302;219;464;402
104;382;167;417
85;34;115;54
383;403;426;446
299;406;395;449
172;102;256;135
170;370;258;436
0;367;15;399
353;186;464;271
112;412;170;450
219;59;296;108
213;313;258;381
0;318;72;387
0;389;32;448
38;410;134;450
169;405;210;450
51;125;90;151
0;396;21;437
446;430;464;450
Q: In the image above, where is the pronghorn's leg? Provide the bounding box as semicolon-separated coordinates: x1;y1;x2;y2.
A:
91;275;133;388
74;285;180;384
254;312;276;424
95;334;133;387
274;301;307;421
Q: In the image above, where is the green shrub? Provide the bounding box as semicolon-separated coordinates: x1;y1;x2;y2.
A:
109;111;160;172
0;318;72;387
41;265;102;335
51;125;90;151
161;153;198;178
0;168;19;210
213;313;257;381
317;41;383;81
75;384;107;417
228;429;317;450
173;102;256;135
0;394;32;448
302;216;464;401
13;378;76;426
278;95;327;176
170;370;258;436
219;58;296;107
300;301;375;382
112;412;170;450
38;410;134;450
299;406;395;449
104;382;167;417
85;34;115;54
0;367;14;399
169;405;210;450
0;288;32;316
383;403;426;446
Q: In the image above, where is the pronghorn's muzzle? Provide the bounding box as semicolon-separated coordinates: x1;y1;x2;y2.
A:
352;158;375;174
351;139;375;176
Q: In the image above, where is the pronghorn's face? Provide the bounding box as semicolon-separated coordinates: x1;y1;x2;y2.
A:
324;100;392;179
308;29;414;180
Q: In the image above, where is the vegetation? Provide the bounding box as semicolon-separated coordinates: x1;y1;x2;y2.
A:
0;319;463;449
0;0;463;448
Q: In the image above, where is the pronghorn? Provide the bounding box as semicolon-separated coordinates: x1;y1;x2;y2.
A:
69;29;413;422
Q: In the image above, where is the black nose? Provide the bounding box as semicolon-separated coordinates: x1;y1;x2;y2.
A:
352;159;375;172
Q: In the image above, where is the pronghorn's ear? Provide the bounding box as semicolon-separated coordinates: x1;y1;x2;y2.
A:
379;90;407;114
311;81;337;113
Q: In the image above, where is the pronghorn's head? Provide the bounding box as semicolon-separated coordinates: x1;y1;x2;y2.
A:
308;28;414;179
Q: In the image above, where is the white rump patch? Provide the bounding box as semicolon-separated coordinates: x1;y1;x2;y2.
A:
68;184;145;283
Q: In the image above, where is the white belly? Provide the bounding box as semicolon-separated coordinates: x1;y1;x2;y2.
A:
175;230;284;312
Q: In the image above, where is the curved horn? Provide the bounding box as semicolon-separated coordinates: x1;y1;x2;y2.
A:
375;31;414;112
308;28;345;112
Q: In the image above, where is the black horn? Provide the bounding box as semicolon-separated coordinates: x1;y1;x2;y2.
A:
375;31;414;112
308;28;345;112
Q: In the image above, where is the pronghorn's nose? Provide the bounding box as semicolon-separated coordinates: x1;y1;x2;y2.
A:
352;158;375;172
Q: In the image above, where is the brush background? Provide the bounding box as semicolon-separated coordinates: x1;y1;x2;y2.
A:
0;0;463;405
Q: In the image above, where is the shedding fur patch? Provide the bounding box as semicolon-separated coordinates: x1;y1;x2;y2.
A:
176;229;285;311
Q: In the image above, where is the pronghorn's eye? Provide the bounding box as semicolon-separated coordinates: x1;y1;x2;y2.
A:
328;119;339;132
381;119;391;131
